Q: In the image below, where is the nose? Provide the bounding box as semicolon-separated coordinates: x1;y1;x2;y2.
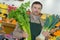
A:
34;8;38;12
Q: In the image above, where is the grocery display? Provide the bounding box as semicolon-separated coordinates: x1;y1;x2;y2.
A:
0;3;17;18
39;14;60;40
0;2;31;40
0;1;60;40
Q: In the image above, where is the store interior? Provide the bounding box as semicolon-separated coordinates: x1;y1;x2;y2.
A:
0;0;60;40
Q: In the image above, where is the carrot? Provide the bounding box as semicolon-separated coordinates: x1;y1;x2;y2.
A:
5;18;10;23
11;19;16;25
0;20;2;23
54;30;60;36
55;22;60;27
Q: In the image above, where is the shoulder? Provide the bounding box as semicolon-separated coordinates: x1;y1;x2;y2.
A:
39;13;50;26
40;13;50;20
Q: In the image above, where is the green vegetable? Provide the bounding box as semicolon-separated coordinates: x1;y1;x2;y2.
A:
39;14;59;40
43;14;59;31
8;1;31;40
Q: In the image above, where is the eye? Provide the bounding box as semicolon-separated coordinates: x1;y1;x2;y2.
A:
34;7;36;9
38;8;41;10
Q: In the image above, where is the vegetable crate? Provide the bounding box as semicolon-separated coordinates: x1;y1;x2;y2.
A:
2;22;16;34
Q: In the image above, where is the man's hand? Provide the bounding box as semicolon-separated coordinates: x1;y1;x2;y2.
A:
42;31;50;37
22;32;28;38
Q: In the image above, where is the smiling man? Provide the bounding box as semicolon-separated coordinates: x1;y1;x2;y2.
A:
30;1;43;40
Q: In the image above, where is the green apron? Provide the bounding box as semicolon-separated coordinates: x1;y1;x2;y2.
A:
30;22;42;40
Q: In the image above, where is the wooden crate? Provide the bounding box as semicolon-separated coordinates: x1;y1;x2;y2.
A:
2;22;16;34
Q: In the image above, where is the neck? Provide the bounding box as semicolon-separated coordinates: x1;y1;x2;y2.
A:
32;13;40;16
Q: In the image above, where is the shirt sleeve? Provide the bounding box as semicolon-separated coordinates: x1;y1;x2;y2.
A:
13;23;24;39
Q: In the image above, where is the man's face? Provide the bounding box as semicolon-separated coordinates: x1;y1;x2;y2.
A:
31;4;42;15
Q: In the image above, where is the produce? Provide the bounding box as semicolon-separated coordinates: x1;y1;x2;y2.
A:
1;9;7;14
56;36;60;40
43;15;59;31
49;36;56;40
8;1;31;40
52;21;60;36
11;19;16;25
4;18;10;23
54;30;60;36
55;22;60;27
8;5;17;12
0;20;2;23
40;14;59;40
2;18;16;34
0;3;8;9
26;9;31;15
41;14;47;20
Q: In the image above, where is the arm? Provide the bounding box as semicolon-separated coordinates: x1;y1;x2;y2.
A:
13;24;28;39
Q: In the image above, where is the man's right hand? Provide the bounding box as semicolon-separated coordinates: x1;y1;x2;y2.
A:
22;32;28;38
42;31;50;37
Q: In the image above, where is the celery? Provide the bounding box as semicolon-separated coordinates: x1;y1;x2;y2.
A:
8;1;31;40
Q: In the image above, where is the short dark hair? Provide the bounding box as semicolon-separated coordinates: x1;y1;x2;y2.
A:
31;1;43;9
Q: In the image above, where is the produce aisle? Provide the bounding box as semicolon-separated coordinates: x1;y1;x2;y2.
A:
0;1;60;40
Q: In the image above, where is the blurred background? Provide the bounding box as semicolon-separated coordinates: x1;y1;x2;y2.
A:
0;0;60;15
30;0;60;15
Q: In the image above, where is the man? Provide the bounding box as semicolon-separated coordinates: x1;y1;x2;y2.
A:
30;1;43;40
30;1;54;40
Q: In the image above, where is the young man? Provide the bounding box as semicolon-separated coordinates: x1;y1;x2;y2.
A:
30;1;54;40
30;1;43;40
